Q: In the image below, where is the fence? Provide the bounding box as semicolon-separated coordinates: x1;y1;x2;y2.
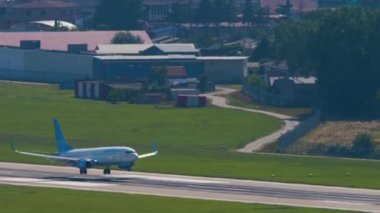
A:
242;81;296;107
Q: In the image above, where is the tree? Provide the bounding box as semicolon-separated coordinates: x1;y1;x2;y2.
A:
273;7;380;115
111;32;143;44
196;0;213;28
226;0;238;24
275;0;292;18
243;0;253;25
351;133;375;158
250;37;272;61
148;66;168;91
273;19;318;76
94;0;143;30
212;0;229;24
361;0;380;7
253;6;270;25
167;2;187;25
311;7;380;115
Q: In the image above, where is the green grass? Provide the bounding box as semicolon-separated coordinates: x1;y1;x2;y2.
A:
225;90;312;117
0;83;279;150
1;83;380;190
0;185;351;213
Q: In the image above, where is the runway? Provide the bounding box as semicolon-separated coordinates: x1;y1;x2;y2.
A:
0;162;379;212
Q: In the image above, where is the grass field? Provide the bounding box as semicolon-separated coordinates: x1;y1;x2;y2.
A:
1;83;380;189
0;185;350;213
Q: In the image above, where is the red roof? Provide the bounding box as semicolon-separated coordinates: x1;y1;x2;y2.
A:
166;66;187;78
13;0;79;9
0;31;152;51
261;0;318;14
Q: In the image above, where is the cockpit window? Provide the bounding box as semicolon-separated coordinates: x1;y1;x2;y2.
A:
126;150;134;154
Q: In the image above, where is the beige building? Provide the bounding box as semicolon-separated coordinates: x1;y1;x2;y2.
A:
0;46;92;82
199;56;248;82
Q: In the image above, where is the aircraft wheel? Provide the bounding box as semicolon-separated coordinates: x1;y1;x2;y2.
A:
103;168;111;175
83;168;87;175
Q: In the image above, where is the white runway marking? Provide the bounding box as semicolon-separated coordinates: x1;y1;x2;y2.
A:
0;177;111;187
112;174;228;184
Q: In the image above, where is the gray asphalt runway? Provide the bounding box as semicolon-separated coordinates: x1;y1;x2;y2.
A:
0;162;379;212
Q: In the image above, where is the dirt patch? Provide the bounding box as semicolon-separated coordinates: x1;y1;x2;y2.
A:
299;120;380;146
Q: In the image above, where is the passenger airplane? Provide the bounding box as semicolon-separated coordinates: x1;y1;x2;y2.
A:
11;118;158;175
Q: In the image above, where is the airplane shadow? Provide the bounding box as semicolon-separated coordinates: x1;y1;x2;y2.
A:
43;176;136;184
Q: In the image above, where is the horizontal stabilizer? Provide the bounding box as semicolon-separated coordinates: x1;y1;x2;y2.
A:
10;143;79;162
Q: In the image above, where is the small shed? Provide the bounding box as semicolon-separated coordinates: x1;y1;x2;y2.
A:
176;95;207;108
133;93;165;104
75;80;107;100
170;88;199;99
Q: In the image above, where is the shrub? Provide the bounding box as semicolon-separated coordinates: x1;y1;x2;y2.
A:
111;32;143;44
351;133;375;158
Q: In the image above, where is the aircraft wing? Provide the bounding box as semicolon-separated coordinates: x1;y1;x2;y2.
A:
138;144;158;159
138;151;158;159
10;143;79;162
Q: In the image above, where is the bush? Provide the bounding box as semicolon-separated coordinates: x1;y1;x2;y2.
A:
326;144;350;157
107;89;125;104
111;32;143;44
351;133;375;158
247;74;266;88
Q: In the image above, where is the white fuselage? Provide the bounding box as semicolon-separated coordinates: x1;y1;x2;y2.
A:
62;146;139;166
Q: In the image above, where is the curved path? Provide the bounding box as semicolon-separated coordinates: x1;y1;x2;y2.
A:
204;87;299;152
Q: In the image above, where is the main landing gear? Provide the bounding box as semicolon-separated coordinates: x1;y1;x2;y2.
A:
79;168;87;175
103;168;111;175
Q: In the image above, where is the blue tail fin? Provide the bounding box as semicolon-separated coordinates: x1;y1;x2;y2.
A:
53;118;72;154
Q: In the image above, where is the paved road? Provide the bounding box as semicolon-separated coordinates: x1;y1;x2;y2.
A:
0;162;379;212
204;87;299;152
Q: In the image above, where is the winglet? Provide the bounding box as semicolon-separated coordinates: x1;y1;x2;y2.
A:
138;144;158;159
152;144;158;153
10;143;16;152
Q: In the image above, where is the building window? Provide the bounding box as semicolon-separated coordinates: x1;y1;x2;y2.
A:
26;10;32;17
40;10;47;16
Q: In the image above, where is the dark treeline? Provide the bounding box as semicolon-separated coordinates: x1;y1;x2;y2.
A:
94;0;143;30
271;7;380;116
93;0;270;30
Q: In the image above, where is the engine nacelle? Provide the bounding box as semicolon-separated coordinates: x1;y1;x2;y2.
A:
77;159;91;169
118;162;134;171
86;161;91;168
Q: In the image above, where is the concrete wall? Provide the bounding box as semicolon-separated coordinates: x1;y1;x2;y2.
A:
0;47;93;82
278;110;321;151
0;47;25;71
202;59;247;83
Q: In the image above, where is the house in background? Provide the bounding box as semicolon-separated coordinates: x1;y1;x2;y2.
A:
0;0;99;29
0;0;81;29
318;0;360;8
260;0;318;15
0;29;247;87
244;60;317;107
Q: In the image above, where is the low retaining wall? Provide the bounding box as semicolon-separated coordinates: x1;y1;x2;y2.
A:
278;110;321;151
